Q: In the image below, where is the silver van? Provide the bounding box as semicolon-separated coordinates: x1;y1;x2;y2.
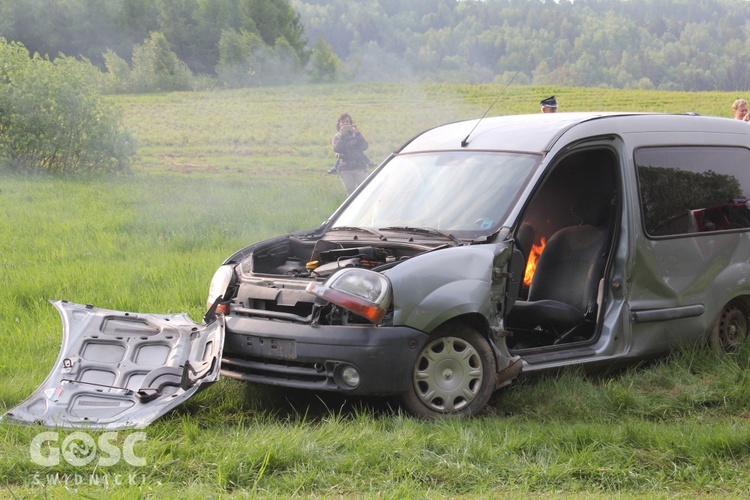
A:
7;112;750;428
209;113;750;417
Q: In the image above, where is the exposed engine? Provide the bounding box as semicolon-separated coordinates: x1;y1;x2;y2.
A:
225;235;435;325
274;245;396;278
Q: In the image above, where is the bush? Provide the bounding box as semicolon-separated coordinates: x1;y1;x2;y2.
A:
0;38;136;175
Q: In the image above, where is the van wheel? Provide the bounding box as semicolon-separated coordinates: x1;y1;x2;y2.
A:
710;299;750;354
401;323;496;419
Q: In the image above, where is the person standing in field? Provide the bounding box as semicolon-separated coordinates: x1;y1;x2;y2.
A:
331;113;371;195
540;96;558;113
732;98;748;120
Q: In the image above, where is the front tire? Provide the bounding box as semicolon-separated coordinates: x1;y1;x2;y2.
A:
401;323;496;419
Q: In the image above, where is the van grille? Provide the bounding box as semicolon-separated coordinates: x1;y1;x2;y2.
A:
220;353;331;388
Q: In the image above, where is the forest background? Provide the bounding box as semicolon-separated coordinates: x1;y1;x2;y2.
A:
1;0;750;92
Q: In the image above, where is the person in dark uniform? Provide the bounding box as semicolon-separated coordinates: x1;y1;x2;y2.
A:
540;96;558;113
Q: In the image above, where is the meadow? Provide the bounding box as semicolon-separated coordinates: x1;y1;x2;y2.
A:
1;83;750;498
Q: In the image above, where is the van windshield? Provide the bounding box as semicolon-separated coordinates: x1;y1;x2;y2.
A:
332;151;541;239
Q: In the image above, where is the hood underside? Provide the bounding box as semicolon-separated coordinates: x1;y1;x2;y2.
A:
2;301;224;430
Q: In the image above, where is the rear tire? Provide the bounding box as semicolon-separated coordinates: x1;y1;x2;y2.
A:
400;323;496;419
710;299;750;354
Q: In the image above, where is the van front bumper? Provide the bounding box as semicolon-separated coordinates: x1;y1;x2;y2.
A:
220;315;427;394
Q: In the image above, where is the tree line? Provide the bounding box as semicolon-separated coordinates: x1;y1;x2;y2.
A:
2;0;750;92
293;0;750;91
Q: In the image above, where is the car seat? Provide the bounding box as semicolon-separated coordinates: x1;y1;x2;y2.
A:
507;192;612;344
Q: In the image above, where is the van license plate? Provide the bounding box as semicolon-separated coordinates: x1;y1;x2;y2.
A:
244;335;296;359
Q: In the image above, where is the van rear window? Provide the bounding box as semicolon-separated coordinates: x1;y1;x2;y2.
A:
636;146;750;236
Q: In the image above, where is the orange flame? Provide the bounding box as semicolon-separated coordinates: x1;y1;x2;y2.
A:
523;236;546;286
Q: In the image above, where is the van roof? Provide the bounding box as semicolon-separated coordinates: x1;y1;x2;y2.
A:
398;112;750;154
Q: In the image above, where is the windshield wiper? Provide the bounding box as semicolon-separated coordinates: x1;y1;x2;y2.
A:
380;226;462;245
328;226;387;240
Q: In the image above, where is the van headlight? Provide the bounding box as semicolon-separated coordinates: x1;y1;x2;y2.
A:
306;268;392;323
206;265;234;313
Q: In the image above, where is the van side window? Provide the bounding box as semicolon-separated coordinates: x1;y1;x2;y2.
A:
636;146;750;236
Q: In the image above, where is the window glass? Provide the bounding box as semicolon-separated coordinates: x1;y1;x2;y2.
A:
636;147;750;236
332;151;540;239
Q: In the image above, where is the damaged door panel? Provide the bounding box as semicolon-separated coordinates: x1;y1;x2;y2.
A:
2;300;224;430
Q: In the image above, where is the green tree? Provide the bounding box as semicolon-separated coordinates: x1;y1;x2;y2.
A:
309;37;341;83
130;32;194;92
215;28;265;87
216;27;304;86
239;0;307;60
102;49;134;94
154;0;204;73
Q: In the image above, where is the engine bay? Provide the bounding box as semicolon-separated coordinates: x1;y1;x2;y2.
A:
227;235;440;325
248;235;435;279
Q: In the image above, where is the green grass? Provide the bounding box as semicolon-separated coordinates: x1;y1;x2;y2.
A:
113;83;740;179
2;83;750;497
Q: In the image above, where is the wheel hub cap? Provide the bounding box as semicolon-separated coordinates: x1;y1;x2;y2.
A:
413;337;483;412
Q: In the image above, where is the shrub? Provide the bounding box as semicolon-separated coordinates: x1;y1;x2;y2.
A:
0;38;136;175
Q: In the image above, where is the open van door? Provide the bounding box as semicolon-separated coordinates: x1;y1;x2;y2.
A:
2;301;223;430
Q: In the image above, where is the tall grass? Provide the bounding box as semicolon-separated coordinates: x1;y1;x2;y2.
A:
2;84;750;497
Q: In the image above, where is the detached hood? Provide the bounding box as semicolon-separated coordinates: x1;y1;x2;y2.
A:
2;301;224;430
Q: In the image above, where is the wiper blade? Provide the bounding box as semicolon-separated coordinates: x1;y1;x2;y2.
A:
380;226;461;245
328;226;387;240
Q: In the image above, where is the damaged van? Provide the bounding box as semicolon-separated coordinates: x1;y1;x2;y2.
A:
6;112;750;428
207;112;750;417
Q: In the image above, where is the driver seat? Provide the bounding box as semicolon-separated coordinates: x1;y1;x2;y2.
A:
507;193;612;343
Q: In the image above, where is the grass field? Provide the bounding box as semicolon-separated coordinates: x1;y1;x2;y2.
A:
2;83;750;498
